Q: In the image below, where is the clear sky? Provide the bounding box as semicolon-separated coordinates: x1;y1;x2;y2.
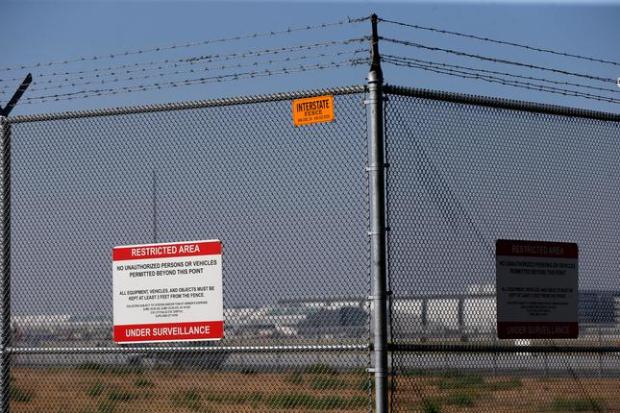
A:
2;0;620;116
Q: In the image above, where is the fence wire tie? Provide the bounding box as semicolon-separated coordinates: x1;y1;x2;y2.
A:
363;97;388;105
365;163;389;171
367;227;390;236
367;291;392;300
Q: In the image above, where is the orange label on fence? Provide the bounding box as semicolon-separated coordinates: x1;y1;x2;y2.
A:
292;95;334;126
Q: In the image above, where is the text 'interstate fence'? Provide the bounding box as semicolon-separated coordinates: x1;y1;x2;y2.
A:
1;80;620;413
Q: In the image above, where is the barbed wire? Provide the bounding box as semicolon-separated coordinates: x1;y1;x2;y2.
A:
382;54;620;95
1;15;370;73
23;57;368;104
383;56;620;104
181;36;369;65
380;37;617;85
0;37;368;86
5;47;367;95
384;57;620;104
378;17;620;67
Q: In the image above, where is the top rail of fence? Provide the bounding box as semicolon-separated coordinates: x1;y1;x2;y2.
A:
384;84;620;123
7;83;620;124
6;85;368;124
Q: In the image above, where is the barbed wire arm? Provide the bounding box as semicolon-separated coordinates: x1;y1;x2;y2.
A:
0;74;32;117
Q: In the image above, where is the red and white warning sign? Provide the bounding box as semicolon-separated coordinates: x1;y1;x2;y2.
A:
113;240;223;343
496;239;578;339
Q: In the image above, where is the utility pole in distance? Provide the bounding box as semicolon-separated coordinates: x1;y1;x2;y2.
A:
366;14;389;413
0;73;32;413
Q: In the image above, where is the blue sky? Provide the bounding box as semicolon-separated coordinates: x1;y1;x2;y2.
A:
2;1;620;115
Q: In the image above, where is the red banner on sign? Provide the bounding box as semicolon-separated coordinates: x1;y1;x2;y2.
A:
113;241;221;261
497;321;578;339
496;239;578;259
114;320;224;343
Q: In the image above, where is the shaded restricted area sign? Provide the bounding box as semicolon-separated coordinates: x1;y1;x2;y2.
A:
496;239;578;339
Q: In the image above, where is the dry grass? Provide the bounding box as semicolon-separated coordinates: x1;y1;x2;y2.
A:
391;373;619;412
8;367;620;412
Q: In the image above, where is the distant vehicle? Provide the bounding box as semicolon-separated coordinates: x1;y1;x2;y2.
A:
298;307;367;339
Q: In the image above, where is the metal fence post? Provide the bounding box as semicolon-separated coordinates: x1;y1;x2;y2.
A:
0;116;11;413
367;14;389;413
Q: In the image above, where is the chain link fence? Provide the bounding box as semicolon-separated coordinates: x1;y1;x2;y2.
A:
5;87;373;413
384;86;620;413
2;82;620;413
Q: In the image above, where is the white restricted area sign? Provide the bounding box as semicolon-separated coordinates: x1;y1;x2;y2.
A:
113;240;223;343
496;239;578;339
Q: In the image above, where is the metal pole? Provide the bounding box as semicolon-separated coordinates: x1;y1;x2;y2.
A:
0;76;30;413
367;14;388;413
0;117;11;413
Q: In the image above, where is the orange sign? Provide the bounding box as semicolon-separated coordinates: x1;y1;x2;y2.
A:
292;95;334;126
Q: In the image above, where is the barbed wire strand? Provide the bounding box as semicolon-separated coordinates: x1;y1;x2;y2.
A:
23;58;369;104
383;57;620;104
382;54;620;95
0;37;368;86
0;15;371;73
380;37;617;85
378;17;620;67
382;57;620;104
7;47;367;95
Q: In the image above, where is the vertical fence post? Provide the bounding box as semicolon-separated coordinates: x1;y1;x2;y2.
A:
367;14;388;413
0;116;11;413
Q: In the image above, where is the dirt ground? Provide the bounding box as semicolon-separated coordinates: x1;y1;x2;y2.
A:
9;367;620;412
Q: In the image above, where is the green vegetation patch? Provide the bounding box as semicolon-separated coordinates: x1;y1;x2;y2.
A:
437;373;484;390
266;392;366;410
171;389;368;411
77;363;144;376
421;399;442;413
204;391;263;405
401;369;435;377
97;400;116;413
171;389;203;412
77;363;102;372
551;397;605;412
487;377;523;391
309;375;348;390
87;382;106;398
303;364;339;376
358;378;372;391
443;392;478;407
434;372;521;392
107;390;138;402
9;385;33;403
284;372;304;386
134;378;155;388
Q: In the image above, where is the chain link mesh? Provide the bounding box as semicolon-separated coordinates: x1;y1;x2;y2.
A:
385;90;620;412
7;90;372;412
5;83;620;413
